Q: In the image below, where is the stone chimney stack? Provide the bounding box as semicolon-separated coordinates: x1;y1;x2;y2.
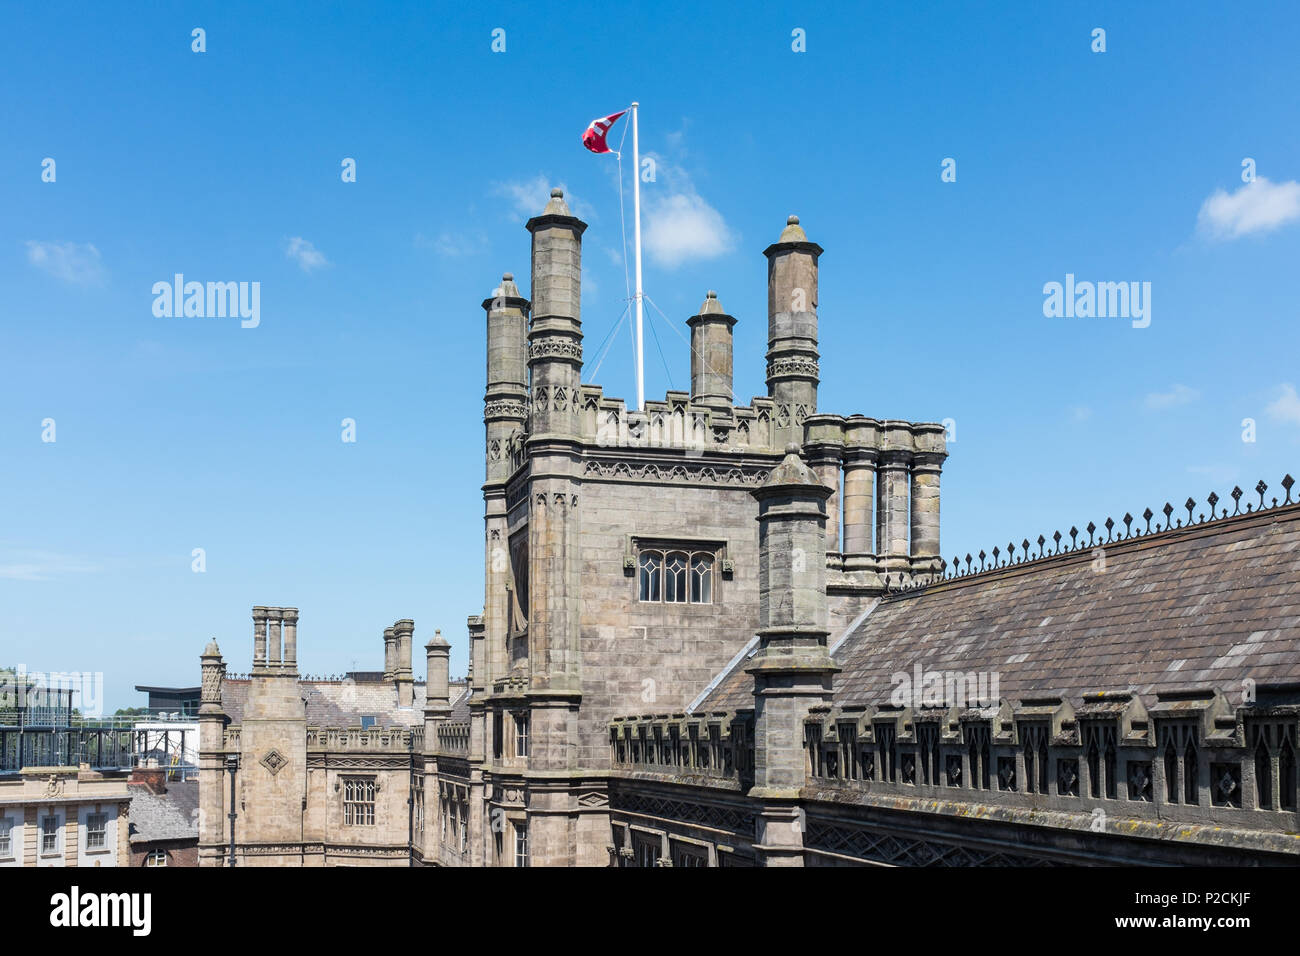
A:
909;423;948;577
252;607;268;672
281;608;299;677
265;607;283;673
686;291;736;407
484;272;530;483
525;188;585;439
424;629;452;721
876;422;915;578
250;607;297;676
393;619;415;708
382;626;396;681
747;443;839;867
841;416;881;576
763;216;823;446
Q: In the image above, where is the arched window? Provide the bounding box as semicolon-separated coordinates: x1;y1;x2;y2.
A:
664;552;689;602
638;551;662;602
690;554;713;603
637;546;718;604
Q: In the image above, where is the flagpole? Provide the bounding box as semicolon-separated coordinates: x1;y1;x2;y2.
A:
631;101;644;412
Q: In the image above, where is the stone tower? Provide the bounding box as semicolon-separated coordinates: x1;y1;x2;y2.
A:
747;444;839;866
236;606;306;861
521;188;587;863
764;216;822;446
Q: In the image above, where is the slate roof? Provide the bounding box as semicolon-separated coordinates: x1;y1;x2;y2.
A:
220;678;469;728
128;781;199;844
700;501;1300;712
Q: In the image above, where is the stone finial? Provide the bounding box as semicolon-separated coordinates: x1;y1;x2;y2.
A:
778;215;807;243
493;272;522;301
698;290;725;314
756;443;827;493
202;639;222;659
542;187;571;217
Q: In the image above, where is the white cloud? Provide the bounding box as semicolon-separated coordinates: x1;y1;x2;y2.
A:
1266;383;1300;425
285;237;328;272
25;240;104;284
1196;177;1300;240
1144;384;1200;410
493;176;588;221
643;191;735;268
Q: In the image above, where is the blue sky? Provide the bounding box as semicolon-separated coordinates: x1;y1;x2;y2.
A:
2;1;1298;711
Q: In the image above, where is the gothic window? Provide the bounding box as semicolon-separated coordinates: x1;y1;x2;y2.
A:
343;777;376;826
664;551;689;602
638;551;662;602
85;812;107;851
636;548;716;604
690;554;713;603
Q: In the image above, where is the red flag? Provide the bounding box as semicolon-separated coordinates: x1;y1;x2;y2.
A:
582;109;627;154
